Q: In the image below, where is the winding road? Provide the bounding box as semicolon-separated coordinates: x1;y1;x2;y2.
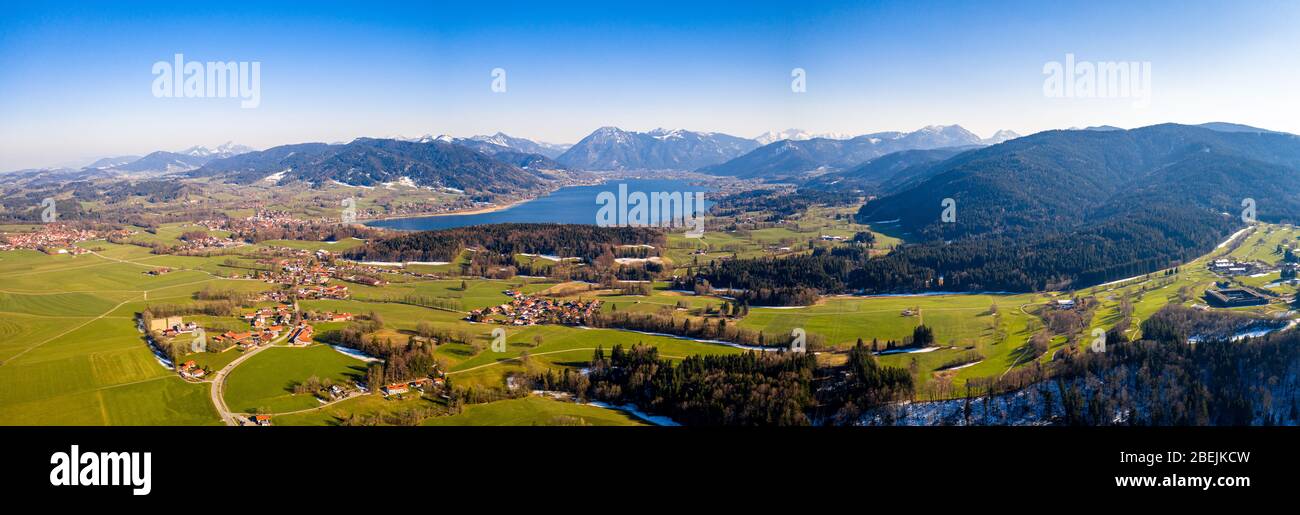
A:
209;332;289;426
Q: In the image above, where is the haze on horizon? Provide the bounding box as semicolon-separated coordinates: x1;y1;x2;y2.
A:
1;0;1298;170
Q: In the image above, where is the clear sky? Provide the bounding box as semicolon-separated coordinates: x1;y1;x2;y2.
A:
2;0;1298;170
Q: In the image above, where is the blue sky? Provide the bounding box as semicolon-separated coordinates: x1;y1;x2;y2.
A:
2;0;1298;169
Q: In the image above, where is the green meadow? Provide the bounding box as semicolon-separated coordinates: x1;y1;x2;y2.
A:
423;396;647;426
1;219;1282;425
223;345;370;414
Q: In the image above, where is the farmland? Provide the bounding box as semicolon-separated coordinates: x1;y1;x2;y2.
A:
422;396;647;426
223;345;370;413
1;202;1291;426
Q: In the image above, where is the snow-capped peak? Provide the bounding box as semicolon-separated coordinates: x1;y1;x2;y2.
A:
649;128;690;140
179;141;254;158
753;129;853;145
983;129;1022;144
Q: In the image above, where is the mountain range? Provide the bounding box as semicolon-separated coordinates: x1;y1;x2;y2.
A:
699;125;999;179
690;122;1300;297
397;132;572;159
85;142;256;174
555;127;762;171
8;125;1030;181
191;138;552;194
752;129;855;145
802;146;974;193
846;122;1300;290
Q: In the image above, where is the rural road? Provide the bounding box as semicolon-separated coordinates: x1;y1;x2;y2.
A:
209;333;288;426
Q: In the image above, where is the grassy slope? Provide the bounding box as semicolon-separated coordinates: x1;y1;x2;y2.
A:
222;345;369;413
423;396;647;426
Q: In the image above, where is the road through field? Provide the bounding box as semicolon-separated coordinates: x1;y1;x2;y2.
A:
209;333;288;426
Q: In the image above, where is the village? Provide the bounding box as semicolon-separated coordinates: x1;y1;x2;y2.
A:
465;290;602;326
196;210;313;235
232;247;439;289
0;224;124;253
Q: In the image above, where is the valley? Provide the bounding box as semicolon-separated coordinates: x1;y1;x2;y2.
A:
4;123;1300;427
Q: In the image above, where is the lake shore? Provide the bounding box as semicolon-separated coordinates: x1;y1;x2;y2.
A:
361;177;714;232
358;177;612;225
360;196;538;224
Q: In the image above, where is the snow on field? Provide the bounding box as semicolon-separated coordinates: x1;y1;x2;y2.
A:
1217;227;1251;249
521;253;580;262
938;360;983;371
860;382;1066;426
262;169;289;184
613;256;663;265
586;401;681;426
330;180;374;189
875;346;941;355
532;391;681;426
329;345;382;363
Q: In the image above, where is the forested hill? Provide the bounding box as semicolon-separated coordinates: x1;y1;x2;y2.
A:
857;124;1300;241
343;223;666;263
801;146;971;193
842;124;1300;292
688;125;1300;302
192;138;553;194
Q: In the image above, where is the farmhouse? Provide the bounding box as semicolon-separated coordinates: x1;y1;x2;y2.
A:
147;315;185;333
288;323;314;345
178;360;206;379
1204;287;1269;308
382;383;409;396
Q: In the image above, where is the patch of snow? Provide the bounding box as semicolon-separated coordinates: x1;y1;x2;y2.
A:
586;401;681;426
330;345;383;363
263;168;290;184
875;346;941;355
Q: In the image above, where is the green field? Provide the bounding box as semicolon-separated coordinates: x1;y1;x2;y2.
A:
423;396;647;426
2;216;1288;425
223;345;370;414
738;292;1042;388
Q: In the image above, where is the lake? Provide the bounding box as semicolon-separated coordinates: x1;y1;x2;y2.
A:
365;178;714;231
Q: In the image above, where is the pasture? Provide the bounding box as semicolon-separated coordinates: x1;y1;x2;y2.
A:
423;396;647;426
222;345;370;414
